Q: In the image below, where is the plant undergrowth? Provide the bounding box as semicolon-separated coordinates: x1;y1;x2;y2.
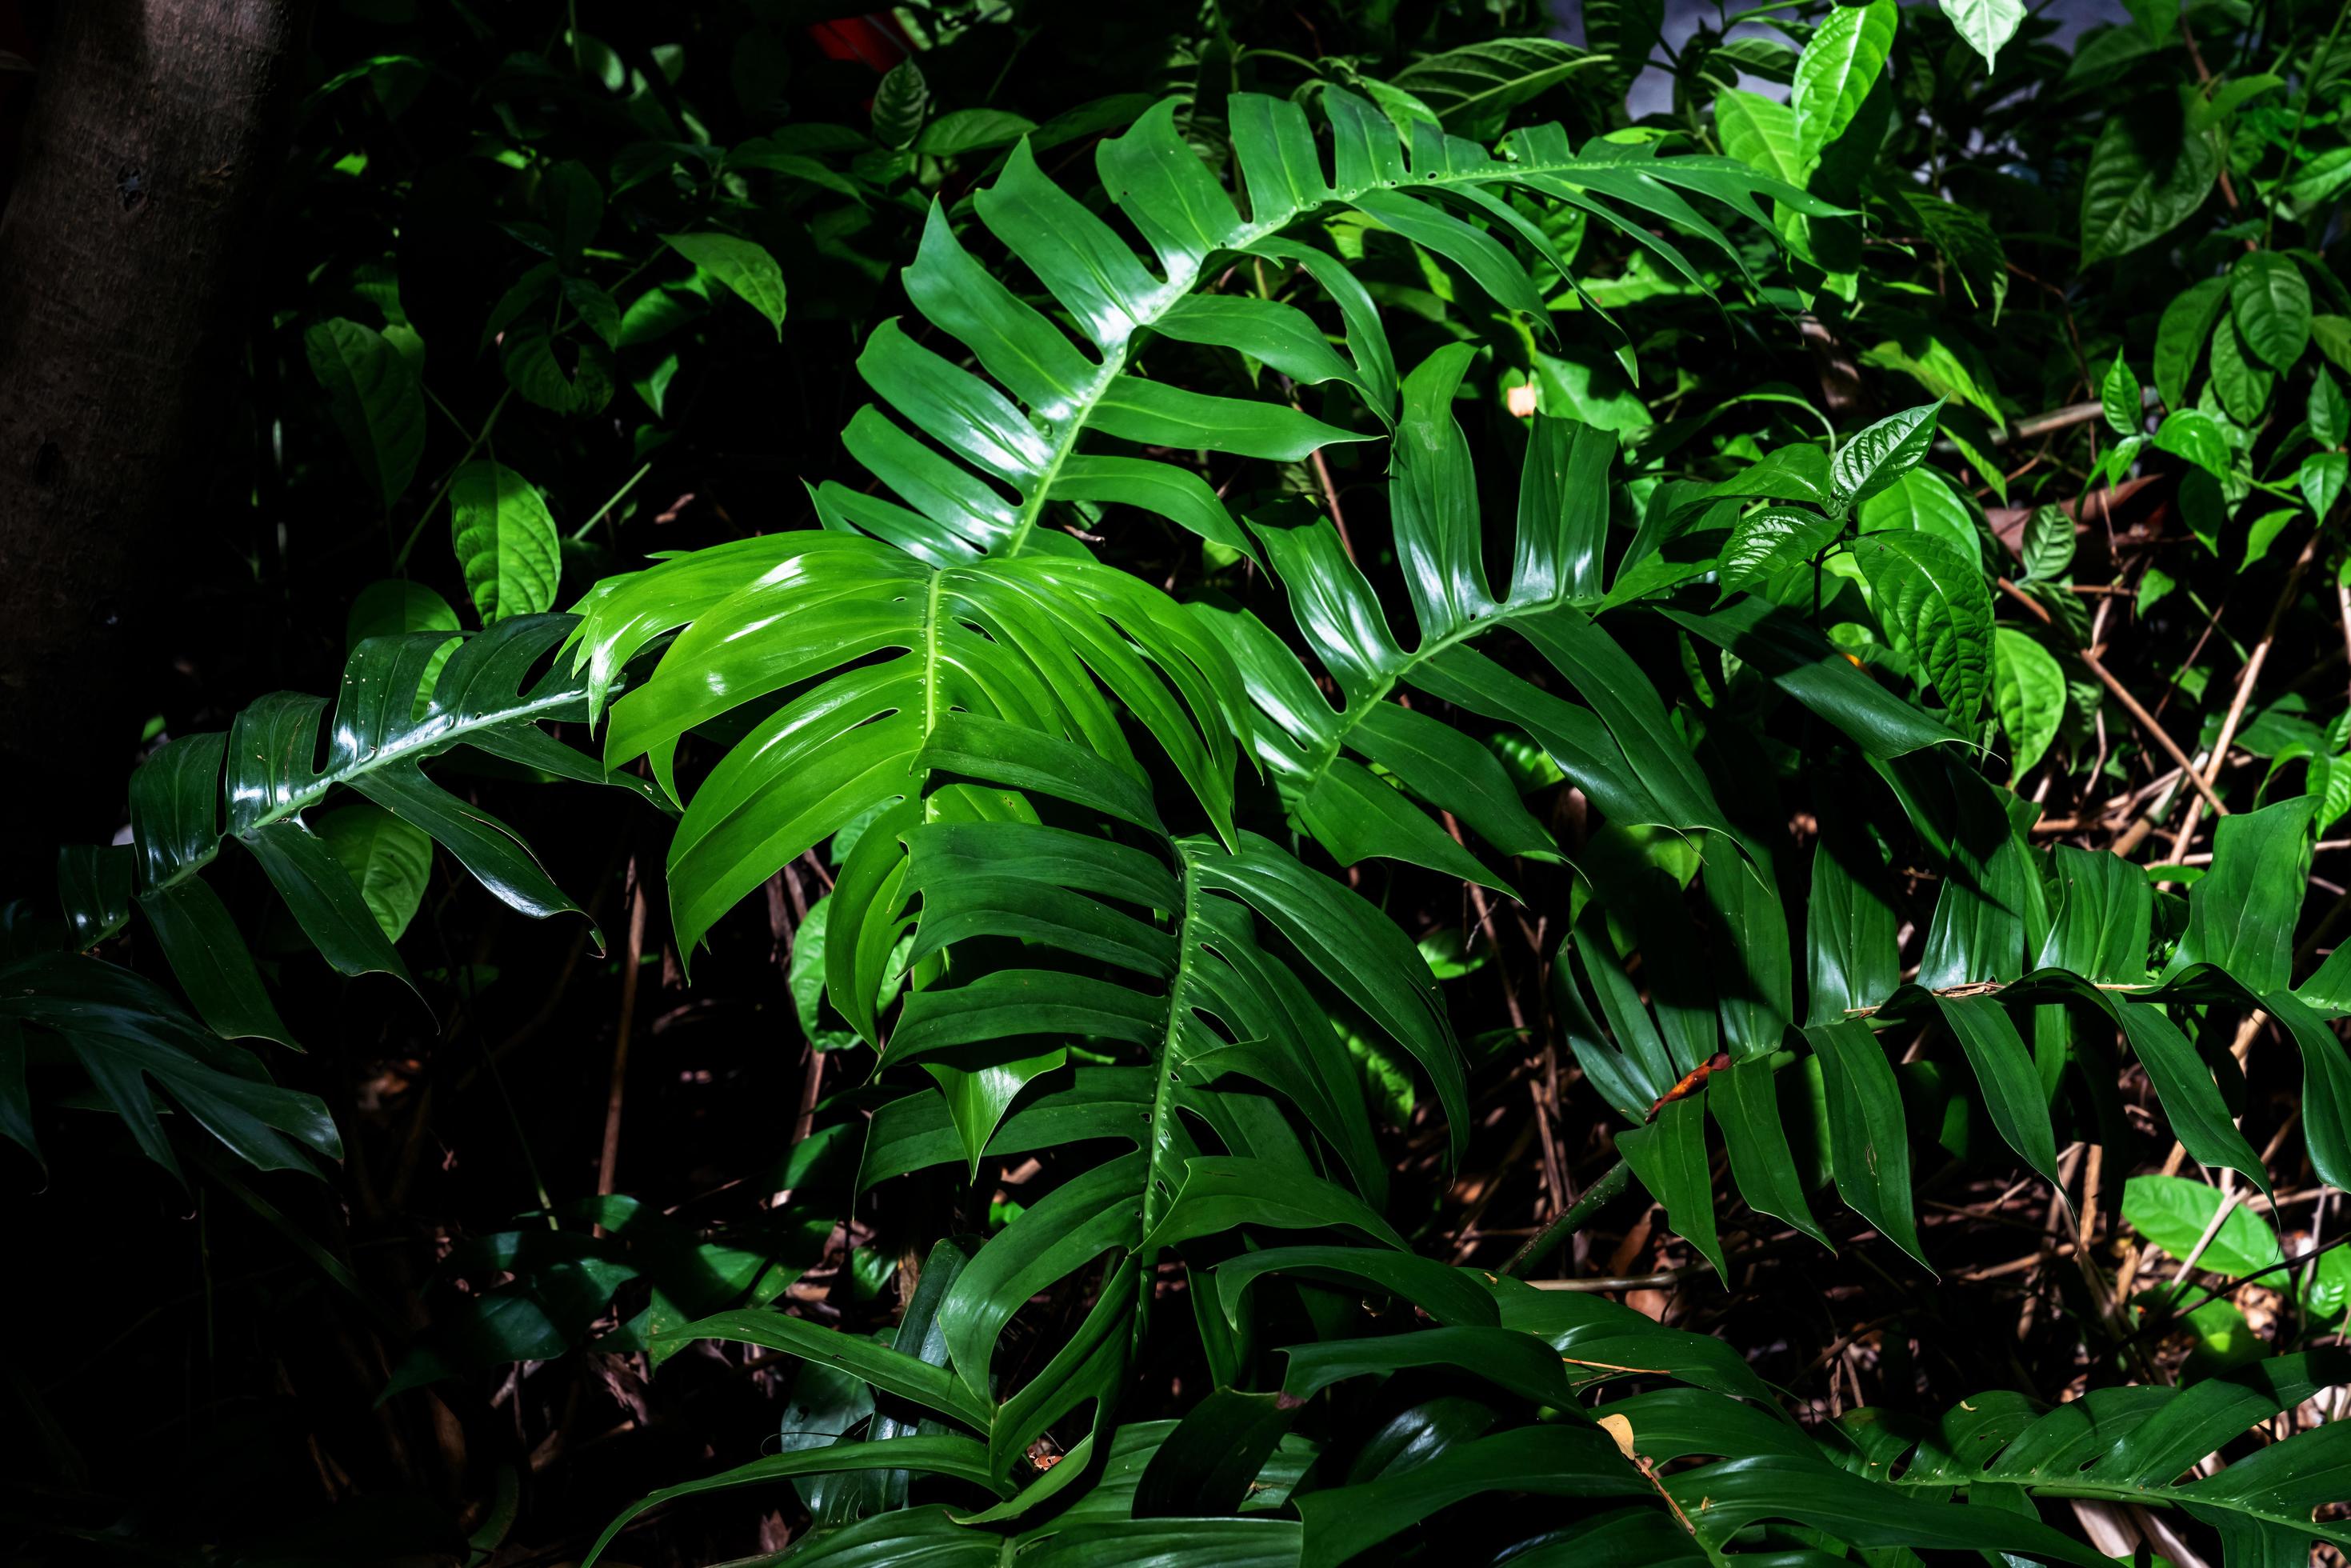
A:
7;1;2351;1565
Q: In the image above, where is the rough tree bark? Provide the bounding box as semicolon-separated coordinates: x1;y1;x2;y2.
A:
0;0;311;874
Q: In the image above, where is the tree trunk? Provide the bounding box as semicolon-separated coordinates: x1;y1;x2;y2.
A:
0;0;310;877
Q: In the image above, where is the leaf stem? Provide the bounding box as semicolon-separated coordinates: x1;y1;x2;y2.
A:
571;461;653;541
395;386;514;570
1501;1158;1631;1278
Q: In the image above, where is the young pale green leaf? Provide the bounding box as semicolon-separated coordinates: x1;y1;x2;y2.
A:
1937;0;2025;70
1793;0;1897;160
1717;506;1839;598
2018;506;2075;582
1850;530;1992;726
2229;250;2313;372
2101;354;2142;435
1713;86;1805;186
304;318;425;510
2312;366;2349;448
2302;451;2346;518
1830;403;1941;510
1990;628;2064;778
660;233;786;337
2121;1174;2284;1276
313;802;432;942
449;461;561;623
2080;95;2221;266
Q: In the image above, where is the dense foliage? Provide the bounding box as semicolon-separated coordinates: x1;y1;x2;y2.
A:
8;0;2351;1563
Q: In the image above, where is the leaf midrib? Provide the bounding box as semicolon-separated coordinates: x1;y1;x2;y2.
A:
1882;1471;2351;1543
994;151;1648;559
213;682;579;880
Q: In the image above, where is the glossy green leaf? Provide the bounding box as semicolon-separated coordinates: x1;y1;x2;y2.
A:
2101;353;2143;435
2165;795;2316;994
2154;407;2233;477
1389;38;1600;131
312;802;432;942
1618;1096;1729;1279
1717;506;1838;598
1793;0;1898;160
0;951;341;1182
2080;94;2221;266
1831;404;1941;510
2154;275;2228;410
1806;1019;1929;1268
2121;1174;2283;1275
2019;505;2076;582
2229;250;2313;372
1991;627;2064;778
1294;1426;1642;1568
2209;313;2274;425
449;461;560;623
1937;0;2025;69
660;232;786;336
2311;366;2349;447
1849;530;1993;725
2301;450;2345;518
1933;994;2061;1188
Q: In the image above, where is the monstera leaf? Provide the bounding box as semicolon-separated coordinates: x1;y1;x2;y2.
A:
813;90;1833;566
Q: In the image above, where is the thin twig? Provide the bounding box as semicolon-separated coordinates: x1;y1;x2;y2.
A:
2164;534;2319;863
594;861;650;1225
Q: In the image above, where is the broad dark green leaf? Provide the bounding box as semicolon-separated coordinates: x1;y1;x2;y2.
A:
2229;250;2313;372
1805;1019;1929;1268
450;462;560;623
2080;94;2221;266
1293;1426;1642;1568
1618;1095;1729;1278
661;232;786;336
305;318;425;510
0;951;341;1181
1991;627;2065;778
312;802;432;942
1717;506;1839;598
1710;1055;1830;1246
1831;404;1941;511
2154;276;2229;410
1933;995;2061;1187
580;1438;1000;1568
1849;530;1993;725
2165;796;2317;994
1214;1245;1497;1330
